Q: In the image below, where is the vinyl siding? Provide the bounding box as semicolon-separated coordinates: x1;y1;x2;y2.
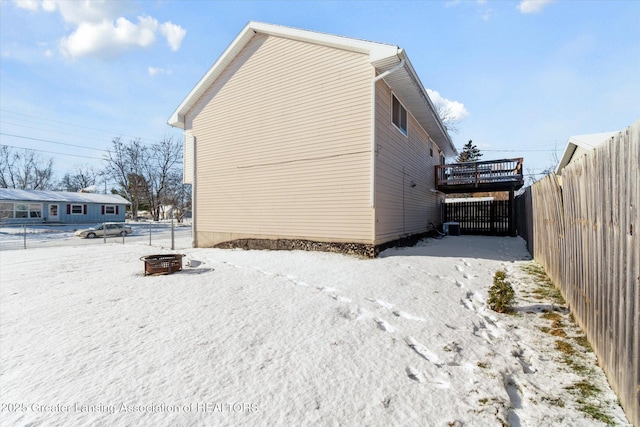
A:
373;80;442;244
186;34;374;246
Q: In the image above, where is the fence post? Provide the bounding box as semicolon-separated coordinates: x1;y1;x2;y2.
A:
149;222;152;246
23;224;26;249
171;218;175;250
103;222;106;244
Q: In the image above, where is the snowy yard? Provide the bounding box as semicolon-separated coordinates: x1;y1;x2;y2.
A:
0;236;630;426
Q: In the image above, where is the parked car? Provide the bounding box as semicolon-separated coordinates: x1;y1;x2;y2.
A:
74;222;132;238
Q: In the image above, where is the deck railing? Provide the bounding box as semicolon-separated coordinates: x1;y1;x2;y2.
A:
435;158;524;189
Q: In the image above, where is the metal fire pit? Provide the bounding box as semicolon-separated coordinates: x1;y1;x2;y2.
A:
140;254;185;276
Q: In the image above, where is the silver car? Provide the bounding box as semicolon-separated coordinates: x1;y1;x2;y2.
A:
74;222;132;238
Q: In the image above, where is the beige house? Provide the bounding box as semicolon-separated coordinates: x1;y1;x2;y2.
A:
168;22;456;255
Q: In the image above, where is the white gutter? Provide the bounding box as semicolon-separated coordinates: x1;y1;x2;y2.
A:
370;57;405;208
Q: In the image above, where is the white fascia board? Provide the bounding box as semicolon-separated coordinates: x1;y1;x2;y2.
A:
249;21;399;60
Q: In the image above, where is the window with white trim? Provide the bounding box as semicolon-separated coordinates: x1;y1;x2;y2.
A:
392;95;407;136
0;202;13;219
6;203;42;218
71;204;83;214
105;205;116;215
29;204;42;218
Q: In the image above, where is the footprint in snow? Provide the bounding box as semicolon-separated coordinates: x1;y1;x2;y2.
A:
460;298;474;311
393;310;426;322
332;295;352;303
432;372;452;389
406;366;422;382
455;265;464;272
454;280;465;288
374;317;395;333
405;336;440;365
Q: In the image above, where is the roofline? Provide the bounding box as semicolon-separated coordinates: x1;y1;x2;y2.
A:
167;21;455;156
398;51;456;156
555;130;620;174
168;21;399;129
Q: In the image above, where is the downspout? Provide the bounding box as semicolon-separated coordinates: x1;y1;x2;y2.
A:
191;134;197;248
370;57;405;208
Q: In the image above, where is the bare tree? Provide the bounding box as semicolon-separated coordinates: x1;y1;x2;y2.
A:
435;104;461;134
142;136;182;221
0;146;55;190
103;137;147;219
526;146;561;185
58;166;100;192
164;170;191;222
103;136;185;221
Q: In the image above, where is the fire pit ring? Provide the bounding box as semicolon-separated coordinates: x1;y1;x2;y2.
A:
140;254;185;276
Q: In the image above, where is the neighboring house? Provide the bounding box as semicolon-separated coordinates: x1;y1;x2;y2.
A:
556;130;620;176
0;189;130;225
168;22;457;255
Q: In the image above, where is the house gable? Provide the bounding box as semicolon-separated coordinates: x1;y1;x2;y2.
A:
169;21;455;158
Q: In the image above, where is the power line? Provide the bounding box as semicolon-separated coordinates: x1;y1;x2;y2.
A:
0;132;107;152
0;143;104;160
0;108;178;146
0;119;114;145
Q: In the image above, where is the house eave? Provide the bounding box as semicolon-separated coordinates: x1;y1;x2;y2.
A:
168;21;400;129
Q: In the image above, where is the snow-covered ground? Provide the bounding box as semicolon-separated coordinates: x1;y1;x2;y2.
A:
0;236;630;426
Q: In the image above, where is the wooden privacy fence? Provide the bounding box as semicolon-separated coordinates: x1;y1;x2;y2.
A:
515;187;533;254
531;120;639;425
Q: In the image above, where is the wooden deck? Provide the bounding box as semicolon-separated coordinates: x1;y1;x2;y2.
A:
435;158;524;194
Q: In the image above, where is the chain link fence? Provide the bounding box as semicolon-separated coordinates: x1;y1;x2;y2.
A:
0;221;192;251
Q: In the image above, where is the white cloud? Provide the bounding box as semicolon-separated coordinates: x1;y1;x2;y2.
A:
148;66;172;76
52;0;128;24
427;89;469;122
13;0;40;11
14;0;186;58
160;22;187;52
518;0;555;14
60;16;158;58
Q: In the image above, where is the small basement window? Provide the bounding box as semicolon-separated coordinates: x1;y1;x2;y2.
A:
392;95;407;136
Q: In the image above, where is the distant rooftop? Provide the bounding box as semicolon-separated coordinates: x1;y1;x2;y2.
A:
0;189;130;205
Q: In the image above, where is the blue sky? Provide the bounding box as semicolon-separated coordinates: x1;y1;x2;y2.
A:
1;0;639;187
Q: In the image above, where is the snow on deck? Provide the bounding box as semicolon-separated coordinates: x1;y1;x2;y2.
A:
0;237;630;426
